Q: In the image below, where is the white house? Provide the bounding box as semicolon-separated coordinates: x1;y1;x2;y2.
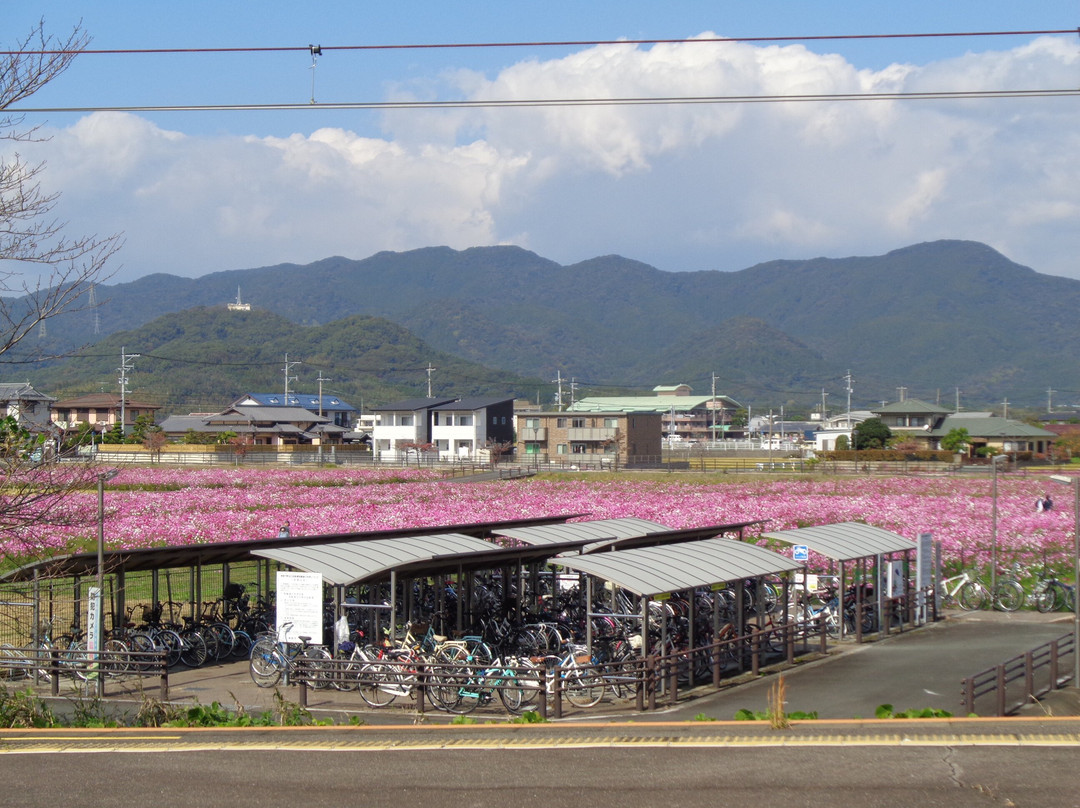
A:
0;382;56;431
431;397;515;460
369;397;457;461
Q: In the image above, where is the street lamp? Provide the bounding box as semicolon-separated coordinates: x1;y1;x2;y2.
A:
1049;474;1080;687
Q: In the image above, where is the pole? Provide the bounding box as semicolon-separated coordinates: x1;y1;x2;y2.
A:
991;459;998;599
1073;477;1079;687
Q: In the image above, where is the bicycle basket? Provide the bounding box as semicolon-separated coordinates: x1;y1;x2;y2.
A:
141;604;160;623
223;582;245;600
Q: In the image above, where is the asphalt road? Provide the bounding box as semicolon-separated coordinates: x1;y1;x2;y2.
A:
2;721;1079;807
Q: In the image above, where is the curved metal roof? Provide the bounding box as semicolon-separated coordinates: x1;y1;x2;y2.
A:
493;518;670;547
553;538;800;598
250;533;501;586
761;521;915;562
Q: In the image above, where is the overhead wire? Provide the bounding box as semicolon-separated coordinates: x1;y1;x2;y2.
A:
3;28;1077;56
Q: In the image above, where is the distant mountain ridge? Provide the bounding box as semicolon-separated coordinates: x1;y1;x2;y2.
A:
16;240;1080;410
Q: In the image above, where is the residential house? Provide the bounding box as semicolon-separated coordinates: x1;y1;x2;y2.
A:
568;385;739;444
370;396;516;461
159;405;346;445
0;382;56;431
869;400;1056;455
517;411;662;466
431;397;514;460
51;393;161;437
369;397;457;460
231;392;359;430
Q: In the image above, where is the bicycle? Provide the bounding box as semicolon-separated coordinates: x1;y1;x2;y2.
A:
937;569;1022;611
248;622;332;689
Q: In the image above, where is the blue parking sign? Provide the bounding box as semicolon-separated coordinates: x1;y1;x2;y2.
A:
793;544;809;562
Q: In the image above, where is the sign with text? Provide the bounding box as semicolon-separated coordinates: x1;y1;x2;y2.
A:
275;571;324;643
87;586;102;653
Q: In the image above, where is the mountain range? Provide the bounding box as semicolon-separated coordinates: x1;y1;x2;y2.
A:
12;239;1079;414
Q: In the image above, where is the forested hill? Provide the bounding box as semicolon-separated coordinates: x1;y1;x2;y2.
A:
17;239;1080;408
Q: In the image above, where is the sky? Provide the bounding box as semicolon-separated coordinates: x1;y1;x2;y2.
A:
3;2;1079;285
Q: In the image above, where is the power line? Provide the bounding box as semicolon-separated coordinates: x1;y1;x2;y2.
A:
4;28;1075;56
12;87;1080;115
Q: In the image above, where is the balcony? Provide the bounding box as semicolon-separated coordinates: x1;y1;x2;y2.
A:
567;427;617;442
520;427;547;440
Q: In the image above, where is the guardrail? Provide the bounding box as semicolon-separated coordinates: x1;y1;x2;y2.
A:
961;633;1075;716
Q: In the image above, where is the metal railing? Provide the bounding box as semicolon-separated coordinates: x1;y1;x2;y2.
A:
961;633;1075;716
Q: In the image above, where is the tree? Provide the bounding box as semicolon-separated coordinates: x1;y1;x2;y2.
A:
940;427;971;455
853;418;891;450
1;21;122;363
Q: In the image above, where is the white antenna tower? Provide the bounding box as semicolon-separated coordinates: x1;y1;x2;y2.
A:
118;347;140;435
283;353;301;402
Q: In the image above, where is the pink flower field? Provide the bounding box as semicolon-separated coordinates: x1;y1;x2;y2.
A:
8;466;1077;573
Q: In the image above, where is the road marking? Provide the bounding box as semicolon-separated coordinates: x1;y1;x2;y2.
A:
2;732;1080;753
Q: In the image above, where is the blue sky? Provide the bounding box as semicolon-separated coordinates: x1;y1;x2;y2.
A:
3;2;1079;282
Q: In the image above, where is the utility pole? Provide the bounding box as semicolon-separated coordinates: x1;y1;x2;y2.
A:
568;377;579;408
283;354;301;402
955;388;961;413
1002;398;1009;420
425;363;437;398
552;371;565;411
844;371;854;428
316;371;332;417
1048;388;1057;414
117;347;139;437
820;388;828;421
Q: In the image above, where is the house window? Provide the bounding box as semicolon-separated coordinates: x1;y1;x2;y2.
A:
458;415;472;426
501;417;507;425
525;418;540;429
556;444;567;454
492;416;498;426
433;413;440;425
571;418;586;428
525;443;541;454
399;414;414;426
604;418;618;428
556;418;567;428
571;443;587;454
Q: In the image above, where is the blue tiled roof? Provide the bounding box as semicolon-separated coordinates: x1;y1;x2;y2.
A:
234;392;358;412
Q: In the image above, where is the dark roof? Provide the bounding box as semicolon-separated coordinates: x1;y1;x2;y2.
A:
0;383;55;402
431;397;514;411
369;397;458;412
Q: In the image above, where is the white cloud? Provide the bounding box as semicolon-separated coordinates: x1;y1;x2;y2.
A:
4;33;1080;281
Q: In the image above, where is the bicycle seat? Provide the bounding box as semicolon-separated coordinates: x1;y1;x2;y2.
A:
298;635;312;644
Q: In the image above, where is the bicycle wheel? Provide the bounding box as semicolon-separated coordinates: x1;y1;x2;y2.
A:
496;670;527;714
179;630;208;668
103;638;130;677
230;629;253;660
958;581;989;611
357;662;399;707
562;667;605;708
154;629;184;668
206;623;235;661
299;646;333;689
993;580;1024;612
59;639;91;681
1037;584;1059;613
249;639;284;688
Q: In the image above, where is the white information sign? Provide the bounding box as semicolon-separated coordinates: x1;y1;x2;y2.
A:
87;586;102;653
275;571;324;644
793;545;809;563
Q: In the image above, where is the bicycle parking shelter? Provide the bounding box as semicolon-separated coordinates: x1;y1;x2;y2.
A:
761;522;922;638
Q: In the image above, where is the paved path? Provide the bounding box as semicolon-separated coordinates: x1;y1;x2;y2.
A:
654;610;1074;721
